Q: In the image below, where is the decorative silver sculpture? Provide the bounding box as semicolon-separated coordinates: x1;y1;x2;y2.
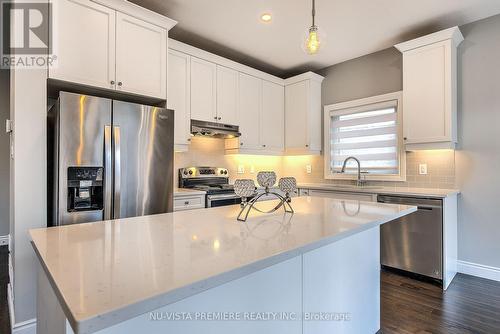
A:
234;172;296;222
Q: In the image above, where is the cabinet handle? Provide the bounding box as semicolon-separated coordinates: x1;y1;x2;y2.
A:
110;80;115;85
214;116;217;120
262;144;266;147
305;144;309;148
218;117;221;120
240;142;244;146
404;137;407;141
184;201;189;205
117;82;122;87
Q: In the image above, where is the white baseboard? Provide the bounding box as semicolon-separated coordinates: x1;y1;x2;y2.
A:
458;260;500;282
12;318;36;334
0;235;9;246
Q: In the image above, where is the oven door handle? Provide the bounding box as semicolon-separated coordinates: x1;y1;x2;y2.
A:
207;194;241;200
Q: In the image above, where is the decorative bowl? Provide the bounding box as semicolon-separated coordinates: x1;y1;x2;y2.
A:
256;171;277;188
234;179;256;198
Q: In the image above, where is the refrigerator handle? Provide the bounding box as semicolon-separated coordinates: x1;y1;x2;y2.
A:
113;126;122;219
104;126;112;220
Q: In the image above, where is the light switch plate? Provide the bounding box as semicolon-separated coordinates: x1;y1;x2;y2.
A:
237;165;245;174
306;164;312;174
419;164;428;175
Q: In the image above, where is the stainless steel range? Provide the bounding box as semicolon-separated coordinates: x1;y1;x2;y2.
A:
178;167;248;207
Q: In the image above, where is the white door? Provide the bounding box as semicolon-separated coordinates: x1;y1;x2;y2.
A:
403;42;449;143
168;50;191;146
261;81;284;151
49;0;115;90
285;81;309;150
216;66;239;125
115;12;167;99
190;57;217;122
238;73;262;150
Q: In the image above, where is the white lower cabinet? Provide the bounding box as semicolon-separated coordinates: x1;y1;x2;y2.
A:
173;193;205;211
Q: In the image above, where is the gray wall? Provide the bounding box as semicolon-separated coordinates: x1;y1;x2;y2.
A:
456;14;500;268
318;47;402;105
0;69;9;236
317;13;500;270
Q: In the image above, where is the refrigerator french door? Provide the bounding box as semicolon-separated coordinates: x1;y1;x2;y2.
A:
48;92;174;226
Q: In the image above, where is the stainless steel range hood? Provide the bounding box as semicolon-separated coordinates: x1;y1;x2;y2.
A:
191;120;241;139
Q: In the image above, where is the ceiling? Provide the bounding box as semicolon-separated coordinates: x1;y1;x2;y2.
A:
130;0;500;78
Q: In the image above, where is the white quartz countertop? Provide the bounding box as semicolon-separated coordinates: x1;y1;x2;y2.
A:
173;188;206;196
30;197;416;334
298;183;460;198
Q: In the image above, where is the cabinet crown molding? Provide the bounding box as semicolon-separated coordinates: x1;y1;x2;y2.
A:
395;26;464;53
284;71;324;85
92;0;177;29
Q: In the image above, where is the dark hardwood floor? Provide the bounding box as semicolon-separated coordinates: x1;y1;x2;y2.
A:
0;245;10;334
0;252;498;334
381;269;500;334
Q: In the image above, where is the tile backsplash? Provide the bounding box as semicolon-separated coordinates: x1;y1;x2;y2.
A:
175;137;456;189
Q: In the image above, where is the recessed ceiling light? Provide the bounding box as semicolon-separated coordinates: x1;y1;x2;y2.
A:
261;13;272;23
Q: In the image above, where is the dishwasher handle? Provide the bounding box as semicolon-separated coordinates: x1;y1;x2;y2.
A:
377;195;442;209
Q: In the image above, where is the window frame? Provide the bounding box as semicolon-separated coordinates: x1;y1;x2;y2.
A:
323;91;406;182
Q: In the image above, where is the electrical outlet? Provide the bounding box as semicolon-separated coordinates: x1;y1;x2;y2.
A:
250;166;255;174
237;165;245;174
306;164;312;174
419;164;428;175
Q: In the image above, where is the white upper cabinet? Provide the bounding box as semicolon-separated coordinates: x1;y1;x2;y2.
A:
50;0;116;90
216;66;239;125
167;49;191;151
237;73;262;150
284;72;324;155
49;0;175;99
395;27;463;150
115;12;167;99
190;57;217;122
261;81;285;152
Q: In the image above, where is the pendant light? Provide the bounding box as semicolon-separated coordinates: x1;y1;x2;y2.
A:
303;0;325;55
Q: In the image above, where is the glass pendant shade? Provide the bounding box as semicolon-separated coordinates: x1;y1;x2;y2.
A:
302;25;325;55
302;0;325;55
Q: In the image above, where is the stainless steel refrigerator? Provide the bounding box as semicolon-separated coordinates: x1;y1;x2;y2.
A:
48;91;174;226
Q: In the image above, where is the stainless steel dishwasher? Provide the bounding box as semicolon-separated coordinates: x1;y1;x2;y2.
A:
377;195;443;281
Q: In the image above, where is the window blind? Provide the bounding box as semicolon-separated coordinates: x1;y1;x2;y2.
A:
330;100;400;175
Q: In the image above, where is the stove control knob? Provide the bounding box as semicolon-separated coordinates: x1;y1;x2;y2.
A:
188;170;193;175
220;170;224;175
224;170;228;175
183;170;188;175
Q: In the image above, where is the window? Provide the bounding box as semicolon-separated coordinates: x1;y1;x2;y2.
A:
324;92;405;181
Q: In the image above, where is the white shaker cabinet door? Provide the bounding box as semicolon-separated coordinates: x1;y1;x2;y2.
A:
285;81;309;150
167;50;191;147
403;42;450;143
115;12;167;99
190;57;217;122
216;65;239;125
238;73;262;150
49;0;116;90
261;81;284;152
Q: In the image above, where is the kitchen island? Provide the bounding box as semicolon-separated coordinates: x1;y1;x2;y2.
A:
30;197;416;334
